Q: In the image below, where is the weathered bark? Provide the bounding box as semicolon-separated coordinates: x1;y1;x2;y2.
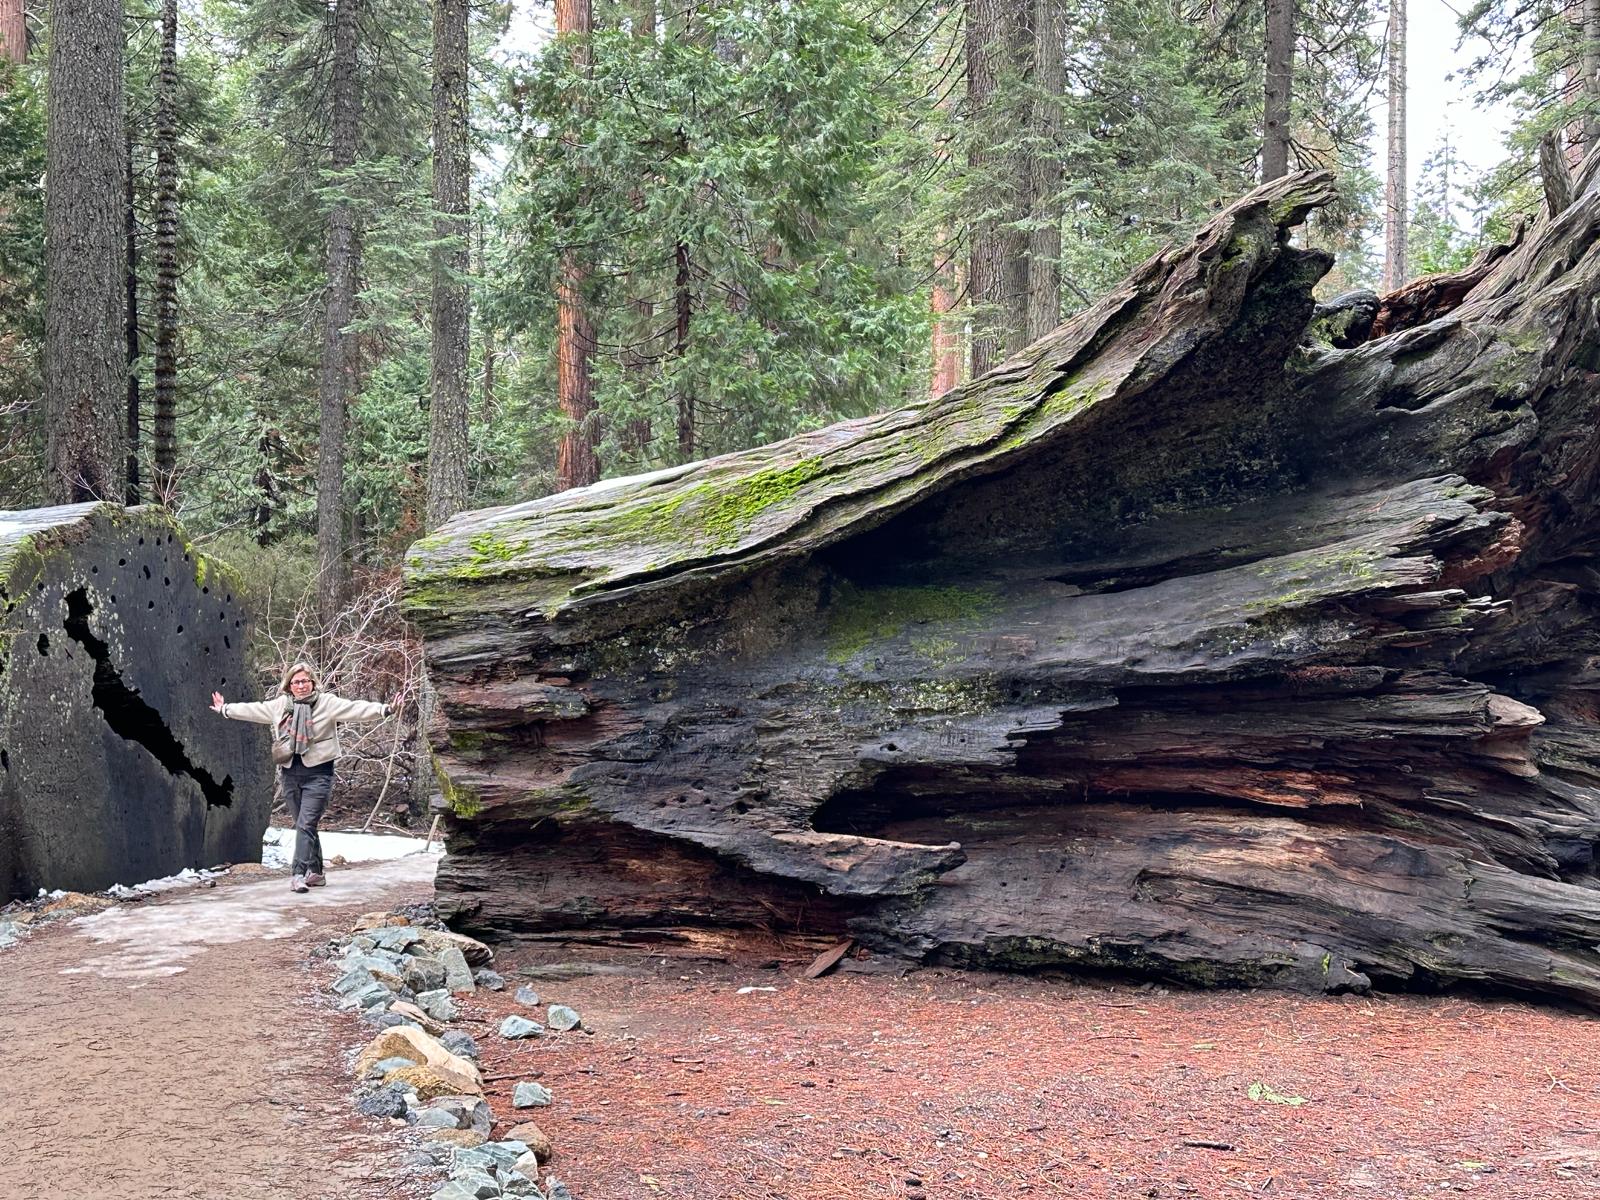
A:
1261;0;1293;180
427;0;470;528
1024;0;1063;344
1585;0;1600;148
554;0;599;492
930;236;962;398
674;238;693;459
151;0;178;502
1382;0;1406;291
45;0;126;504
967;0;1027;376
316;0;361;621
408;169;1600;1005
0;0;24;61
123;128;140;506
0;504;272;902
1541;132;1574;218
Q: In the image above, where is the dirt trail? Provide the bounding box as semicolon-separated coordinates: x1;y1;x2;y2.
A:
0;857;436;1200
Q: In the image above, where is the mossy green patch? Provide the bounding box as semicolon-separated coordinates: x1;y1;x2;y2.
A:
825;582;998;664
697;458;827;549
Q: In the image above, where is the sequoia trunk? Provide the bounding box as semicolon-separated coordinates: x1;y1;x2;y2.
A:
409;169;1600;1005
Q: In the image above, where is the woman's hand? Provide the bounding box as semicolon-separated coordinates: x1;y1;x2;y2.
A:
211;692;225;713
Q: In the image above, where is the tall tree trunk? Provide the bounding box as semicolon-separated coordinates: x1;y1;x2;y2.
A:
930;237;962;398
1585;0;1600;147
967;0;1001;377
124;128;139;505
1381;0;1406;291
426;0;470;528
674;238;693;460
0;0;23;61
415;0;472;823
1261;0;1293;180
554;0;599;492
45;0;126;504
151;0;178;502
968;0;1028;376
1025;0;1063;343
316;0;361;621
620;0;655;455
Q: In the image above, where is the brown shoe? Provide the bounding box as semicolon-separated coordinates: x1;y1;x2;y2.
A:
290;875;309;893
305;872;326;888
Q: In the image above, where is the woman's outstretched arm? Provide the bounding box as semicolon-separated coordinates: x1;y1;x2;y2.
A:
212;693;282;723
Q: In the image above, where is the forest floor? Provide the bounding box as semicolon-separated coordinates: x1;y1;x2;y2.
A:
0;856;437;1200
2;860;1597;1200
473;948;1600;1200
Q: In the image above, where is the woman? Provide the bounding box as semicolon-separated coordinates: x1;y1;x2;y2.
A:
211;661;393;893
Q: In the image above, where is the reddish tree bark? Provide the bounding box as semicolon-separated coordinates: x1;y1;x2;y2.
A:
554;0;600;491
0;0;23;62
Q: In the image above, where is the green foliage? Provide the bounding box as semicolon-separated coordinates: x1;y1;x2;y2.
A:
0;60;46;505
492;0;933;472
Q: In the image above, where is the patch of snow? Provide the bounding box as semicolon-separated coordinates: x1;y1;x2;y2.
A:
63;855;437;982
261;828;438;870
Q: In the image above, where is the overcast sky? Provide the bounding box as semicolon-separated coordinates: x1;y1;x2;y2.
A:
1375;0;1522;219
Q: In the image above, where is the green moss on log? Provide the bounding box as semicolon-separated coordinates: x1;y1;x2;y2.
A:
826;582;999;664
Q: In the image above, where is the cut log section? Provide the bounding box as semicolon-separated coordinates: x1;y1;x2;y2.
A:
0;504;272;900
407;168;1600;1004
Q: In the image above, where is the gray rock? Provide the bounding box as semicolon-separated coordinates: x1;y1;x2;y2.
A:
344;981;395;1011
499;1015;544;1039
348;934;378;953
366;1055;417;1080
513;985;541;1007
472;1140;529;1171
414;1107;464;1129
361;1009;416;1032
331;966;376;996
430;1182;490;1200
448;1170;502;1200
355;1085;410;1119
448;1147;497;1174
546;1004;581;1032
545;1176;575;1200
474;968;506;991
416;989;459;1021
512;1082;553;1108
501;1171;545;1198
440;1030;480;1060
418;1095;494;1135
441;945;476;992
342;951;405;976
405;956;448;993
372;925;424;953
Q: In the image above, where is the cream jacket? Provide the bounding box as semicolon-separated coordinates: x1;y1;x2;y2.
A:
221;693;391;767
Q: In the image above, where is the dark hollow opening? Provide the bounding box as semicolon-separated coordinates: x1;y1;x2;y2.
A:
62;587;234;808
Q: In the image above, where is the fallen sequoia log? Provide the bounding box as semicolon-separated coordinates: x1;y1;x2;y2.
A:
408;167;1600;1003
0;504;272;901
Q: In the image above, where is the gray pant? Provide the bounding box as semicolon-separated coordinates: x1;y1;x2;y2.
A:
281;768;334;876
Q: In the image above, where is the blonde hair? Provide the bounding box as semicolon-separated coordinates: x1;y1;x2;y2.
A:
277;660;321;696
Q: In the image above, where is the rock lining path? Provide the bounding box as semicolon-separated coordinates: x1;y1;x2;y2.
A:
0;857;437;1200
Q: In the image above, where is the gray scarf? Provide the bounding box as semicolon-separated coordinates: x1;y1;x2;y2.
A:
284;692;319;759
